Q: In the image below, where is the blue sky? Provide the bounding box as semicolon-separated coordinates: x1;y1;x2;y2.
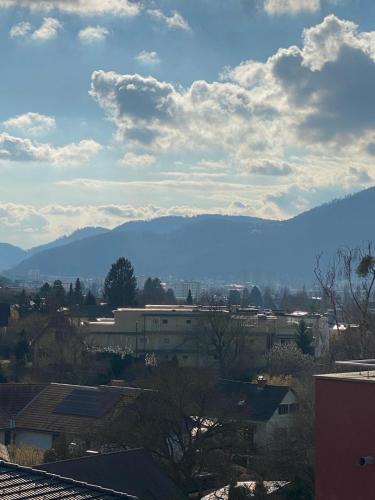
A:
0;0;375;247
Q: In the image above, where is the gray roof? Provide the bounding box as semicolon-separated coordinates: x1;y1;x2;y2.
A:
38;449;187;500
213;380;291;422
0;460;136;499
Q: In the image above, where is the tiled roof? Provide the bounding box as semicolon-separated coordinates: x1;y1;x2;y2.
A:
0;460;136;499
15;383;140;435
38;449;188;500
0;384;46;429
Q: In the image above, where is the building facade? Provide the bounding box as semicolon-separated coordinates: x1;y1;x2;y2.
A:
315;370;375;500
81;306;327;367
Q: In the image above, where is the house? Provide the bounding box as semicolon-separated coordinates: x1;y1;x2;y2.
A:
212;378;298;451
11;382;142;450
37;448;188;500
315;364;375;500
0;383;46;445
0;460;135;498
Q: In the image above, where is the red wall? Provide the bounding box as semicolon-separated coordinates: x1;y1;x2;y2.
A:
316;377;375;500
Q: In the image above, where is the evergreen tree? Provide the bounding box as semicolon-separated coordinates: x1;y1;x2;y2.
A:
17;289;29;318
249;286;263;307
241;287;251;307
84;290;97;306
228;289;241;306
74;278;84;306
67;283;74;306
104;257;137;308
165;288;176;304
52;280;66;308
142;277;165;305
263;287;276;310
39;282;51;298
186;289;193;305
296;319;314;356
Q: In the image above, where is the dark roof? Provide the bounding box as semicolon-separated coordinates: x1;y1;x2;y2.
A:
212;380;290;422
0;384;46;428
0;460;136;499
37;449;187;500
55;388;122;417
15;383;140;434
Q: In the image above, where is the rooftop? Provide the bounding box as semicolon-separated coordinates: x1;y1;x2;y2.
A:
37;448;187;500
0;460;135;499
209;380;291;422
316;359;375;383
0;384;46;429
15;383;141;434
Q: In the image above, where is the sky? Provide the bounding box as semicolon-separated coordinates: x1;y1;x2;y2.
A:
1;0;375;247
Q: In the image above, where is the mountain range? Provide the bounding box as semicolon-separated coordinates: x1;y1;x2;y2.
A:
2;187;375;285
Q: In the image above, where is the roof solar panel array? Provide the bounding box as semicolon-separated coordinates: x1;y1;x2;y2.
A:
0;461;136;499
54;389;122;417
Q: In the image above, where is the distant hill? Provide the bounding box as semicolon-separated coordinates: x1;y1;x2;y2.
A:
0;243;26;272
7;187;375;285
114;214;269;234
28;226;109;256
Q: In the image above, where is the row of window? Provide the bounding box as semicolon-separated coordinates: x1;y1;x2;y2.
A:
278;403;299;415
151;318;192;326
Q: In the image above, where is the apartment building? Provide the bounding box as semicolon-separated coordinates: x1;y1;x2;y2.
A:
81;306;327;367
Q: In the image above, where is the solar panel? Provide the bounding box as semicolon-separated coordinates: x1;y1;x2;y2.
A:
54;389;122;417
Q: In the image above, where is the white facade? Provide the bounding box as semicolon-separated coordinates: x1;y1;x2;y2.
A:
15;430;53;450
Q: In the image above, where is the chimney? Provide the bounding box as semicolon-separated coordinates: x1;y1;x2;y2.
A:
257;375;267;390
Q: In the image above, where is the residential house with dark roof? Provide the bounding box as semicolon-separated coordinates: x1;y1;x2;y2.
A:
10;382;142;450
213;378;298;451
37;448;187;500
0;460;136;499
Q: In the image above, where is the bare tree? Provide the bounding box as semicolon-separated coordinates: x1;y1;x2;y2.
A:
198;298;247;377
315;243;375;359
98;366;244;494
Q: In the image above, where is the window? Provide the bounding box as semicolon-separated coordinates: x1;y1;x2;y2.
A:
186;319;191;324
162;319;168;325
152;319;159;326
278;404;289;415
182;355;188;360
164;338;170;344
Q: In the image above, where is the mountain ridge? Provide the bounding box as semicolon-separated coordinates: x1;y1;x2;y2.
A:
4;187;375;284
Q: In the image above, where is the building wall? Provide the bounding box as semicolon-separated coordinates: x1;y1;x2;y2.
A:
83;308;322;366
254;390;298;449
315;377;375;500
15;430;53;450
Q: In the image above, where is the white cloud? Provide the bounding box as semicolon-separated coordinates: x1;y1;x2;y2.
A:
3;112;56;136
78;25;109;43
10;17;62;41
31;17;62;41
263;0;320;15
0;201;279;247
135;50;160;65
9;21;32;38
120;152;156;167
250;162;293;176
0;133;102;165
147;9;191;31
0;0;140;17
88;14;375;220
